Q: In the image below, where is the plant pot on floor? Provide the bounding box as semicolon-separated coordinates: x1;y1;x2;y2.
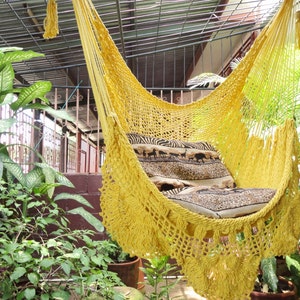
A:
250;277;297;300
108;256;142;289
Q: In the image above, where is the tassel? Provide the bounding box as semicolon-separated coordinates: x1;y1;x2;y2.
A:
43;0;59;39
295;11;300;49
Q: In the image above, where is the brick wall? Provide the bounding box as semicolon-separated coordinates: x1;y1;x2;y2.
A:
54;174;106;240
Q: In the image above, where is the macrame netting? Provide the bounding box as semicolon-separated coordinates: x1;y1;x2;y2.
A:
72;0;300;299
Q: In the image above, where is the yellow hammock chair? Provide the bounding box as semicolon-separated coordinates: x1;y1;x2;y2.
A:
71;0;300;299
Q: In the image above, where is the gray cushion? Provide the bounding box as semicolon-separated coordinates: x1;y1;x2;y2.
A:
167;187;276;218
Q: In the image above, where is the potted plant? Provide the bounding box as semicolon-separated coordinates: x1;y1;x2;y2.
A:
250;257;297;300
0;47;126;300
106;233;144;291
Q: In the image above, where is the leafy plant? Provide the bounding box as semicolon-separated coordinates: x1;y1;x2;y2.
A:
187;50;300;133
0;47;71;130
252;256;298;295
285;252;300;297
0;47;124;299
0;46;104;231
0;182;123;299
141;255;181;300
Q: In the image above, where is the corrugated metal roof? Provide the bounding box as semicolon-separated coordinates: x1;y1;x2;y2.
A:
0;0;281;88
0;0;282;142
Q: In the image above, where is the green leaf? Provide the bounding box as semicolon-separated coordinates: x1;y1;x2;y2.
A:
27;272;39;286
146;274;155;286
10;266;26;280
0;117;16;133
85;274;101;286
40;246;49;256
68;207;104;232
15;251;32;263
61;262;71;275
0;63;14;93
24;288;36;300
26;103;74;122
0;50;44;65
47;239;58;248
150;255;169;270
33;182;60;196
286;253;300;276
54;172;74;188
43;106;74;122
0;143;9;155
0;153;25;185
5;242;18;252
0;277;14;299
63;252;81;259
41;294;50;300
80;254;90;267
261;257;278;292
40;258;56;269
60;216;68;227
91;255;103;266
51;290;71;300
17;291;25;300
54;193;93;208
27;201;43;209
1;93;16;105
2;254;13;264
0;47;23;53
39;164;56;198
25;167;44;190
10;81;52;111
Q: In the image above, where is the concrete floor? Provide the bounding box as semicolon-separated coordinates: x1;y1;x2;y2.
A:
142;278;206;300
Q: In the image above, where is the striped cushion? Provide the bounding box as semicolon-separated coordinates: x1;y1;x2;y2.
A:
127;133;235;191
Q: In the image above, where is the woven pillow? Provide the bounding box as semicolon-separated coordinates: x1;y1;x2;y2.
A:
166;186;276;218
128;133;276;218
127;133;235;191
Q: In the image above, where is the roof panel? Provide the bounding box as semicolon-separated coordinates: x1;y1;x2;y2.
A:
0;0;282;91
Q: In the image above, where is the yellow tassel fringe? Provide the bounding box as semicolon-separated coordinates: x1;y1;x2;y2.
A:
43;0;59;39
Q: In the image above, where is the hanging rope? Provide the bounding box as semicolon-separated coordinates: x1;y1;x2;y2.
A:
43;0;59;39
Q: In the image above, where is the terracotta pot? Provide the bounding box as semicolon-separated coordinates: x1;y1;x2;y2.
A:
108;256;142;289
250;277;297;300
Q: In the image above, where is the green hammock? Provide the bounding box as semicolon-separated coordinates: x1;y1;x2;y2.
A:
71;0;300;299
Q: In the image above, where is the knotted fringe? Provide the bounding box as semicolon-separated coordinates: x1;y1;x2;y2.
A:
43;0;59;39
